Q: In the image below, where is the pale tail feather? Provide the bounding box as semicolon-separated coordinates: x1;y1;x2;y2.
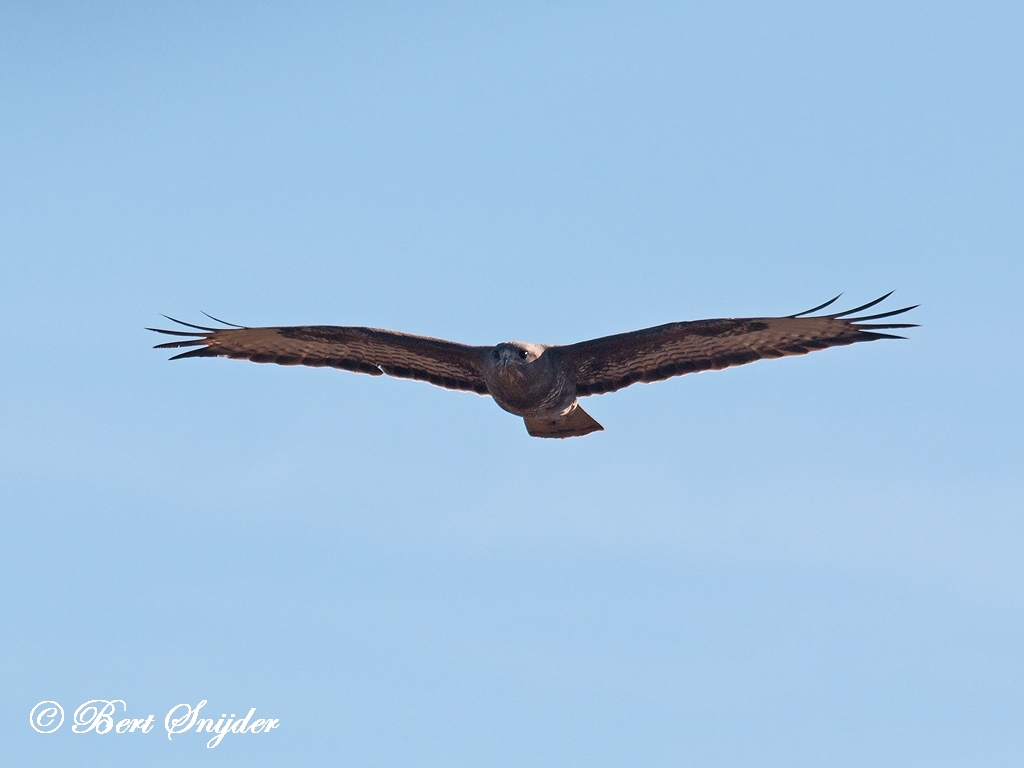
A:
523;403;604;439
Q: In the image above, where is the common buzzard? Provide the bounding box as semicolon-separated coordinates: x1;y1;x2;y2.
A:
150;293;916;438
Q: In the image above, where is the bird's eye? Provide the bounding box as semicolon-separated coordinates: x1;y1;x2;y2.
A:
519;349;528;359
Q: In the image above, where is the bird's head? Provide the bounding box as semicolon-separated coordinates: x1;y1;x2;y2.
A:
491;342;544;370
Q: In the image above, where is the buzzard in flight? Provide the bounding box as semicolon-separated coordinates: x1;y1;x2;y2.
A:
150;293;915;438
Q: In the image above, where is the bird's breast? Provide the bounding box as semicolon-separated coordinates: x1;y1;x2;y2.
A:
485;362;575;417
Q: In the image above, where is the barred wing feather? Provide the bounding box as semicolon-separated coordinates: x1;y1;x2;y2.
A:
149;319;490;394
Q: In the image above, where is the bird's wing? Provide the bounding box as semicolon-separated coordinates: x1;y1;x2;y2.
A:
149;317;490;394
554;293;917;396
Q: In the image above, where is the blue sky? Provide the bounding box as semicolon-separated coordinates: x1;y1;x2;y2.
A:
2;2;1021;765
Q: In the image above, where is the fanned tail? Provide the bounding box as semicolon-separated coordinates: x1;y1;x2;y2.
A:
524;402;604;439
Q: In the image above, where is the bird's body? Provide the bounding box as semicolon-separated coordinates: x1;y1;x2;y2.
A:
150;294;916;438
484;343;573;416
481;342;598;437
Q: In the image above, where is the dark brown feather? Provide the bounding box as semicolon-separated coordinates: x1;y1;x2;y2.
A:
555;296;917;396
150;322;490;394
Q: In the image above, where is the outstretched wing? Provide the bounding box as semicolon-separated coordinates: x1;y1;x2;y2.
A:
149;317;490;394
554;293;917;396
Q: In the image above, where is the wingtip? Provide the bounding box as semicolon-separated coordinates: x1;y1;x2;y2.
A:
168;347;215;361
201;311;246;328
847;304;919;323
790;293;843;317
147;327;208;338
160;315;218;332
829;291;896;319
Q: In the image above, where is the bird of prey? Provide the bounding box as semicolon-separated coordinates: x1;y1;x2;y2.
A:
150;293;916;438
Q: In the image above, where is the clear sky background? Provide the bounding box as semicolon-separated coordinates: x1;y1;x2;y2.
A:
1;2;1021;766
